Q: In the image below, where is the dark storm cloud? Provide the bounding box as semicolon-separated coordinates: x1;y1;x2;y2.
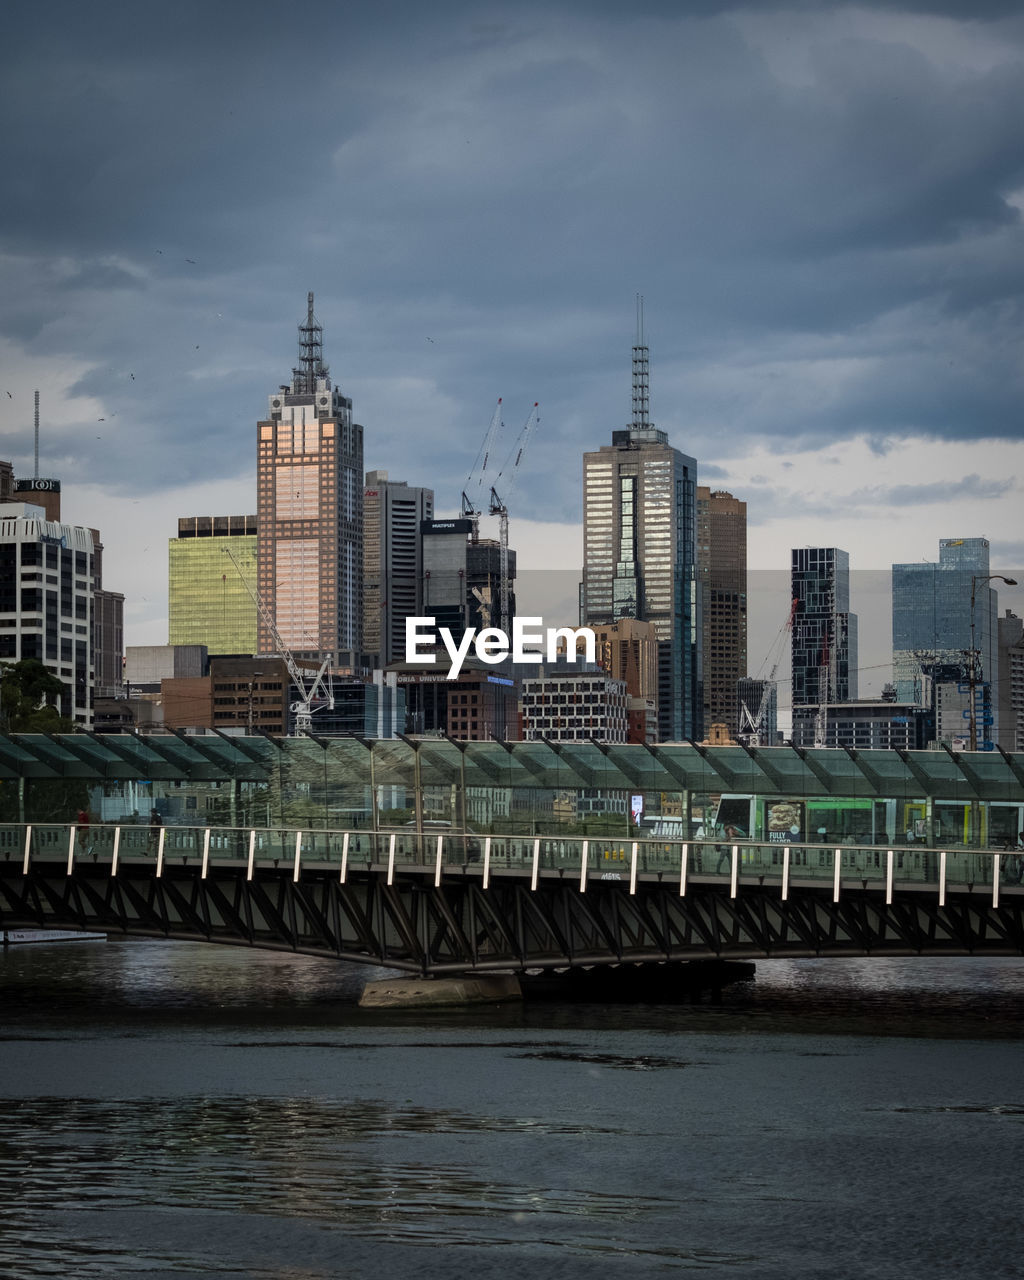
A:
741;469;1015;523
855;474;1016;506
1;0;1023;515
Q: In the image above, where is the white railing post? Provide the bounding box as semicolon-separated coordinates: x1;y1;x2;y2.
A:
67;826;76;876
886;849;894;905
938;849;946;907
482;836;492;889
434;834;444;888
679;843;688;896
531;837;540;892
833;847;842;903
629;841;639;895
156;827;166;878
992;854;1000;909
340;832;349;884
782;846;790;901
579;840;589;892
201;828;211;880
386;832;396;886
247;829;256;881
730;844;739;899
111;827;121;876
22;825;32;876
293;830;303;883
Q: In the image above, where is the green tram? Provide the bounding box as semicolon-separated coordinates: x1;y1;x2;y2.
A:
712;793;1024;850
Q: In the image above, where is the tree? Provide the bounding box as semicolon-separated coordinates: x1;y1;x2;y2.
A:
0;660;75;733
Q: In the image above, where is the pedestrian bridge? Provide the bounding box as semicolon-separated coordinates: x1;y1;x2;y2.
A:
2;823;1021;972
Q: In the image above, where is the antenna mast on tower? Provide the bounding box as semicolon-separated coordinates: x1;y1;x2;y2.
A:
34;390;40;481
293;291;328;394
631;294;652;431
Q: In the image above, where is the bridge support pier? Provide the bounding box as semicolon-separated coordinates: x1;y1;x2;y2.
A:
359;973;522;1010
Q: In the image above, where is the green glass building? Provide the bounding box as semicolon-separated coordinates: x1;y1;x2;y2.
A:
168;516;258;655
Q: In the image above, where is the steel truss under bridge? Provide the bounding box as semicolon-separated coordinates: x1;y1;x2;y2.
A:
3;855;1022;974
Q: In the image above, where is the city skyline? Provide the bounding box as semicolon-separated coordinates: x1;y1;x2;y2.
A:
1;1;1022;656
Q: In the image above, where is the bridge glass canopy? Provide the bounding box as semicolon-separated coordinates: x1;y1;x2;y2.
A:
0;734;1020;847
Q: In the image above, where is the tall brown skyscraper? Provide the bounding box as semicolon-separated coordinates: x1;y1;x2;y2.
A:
697;487;747;737
256;294;363;661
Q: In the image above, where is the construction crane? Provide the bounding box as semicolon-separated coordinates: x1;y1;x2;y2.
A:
488;402;540;636
739;598;798;747
461;398;504;535
222;548;334;735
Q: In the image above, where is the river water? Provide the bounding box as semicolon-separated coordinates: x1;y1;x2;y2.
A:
1;940;1022;1279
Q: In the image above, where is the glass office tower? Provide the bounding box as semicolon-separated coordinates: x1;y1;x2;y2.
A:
580;331;700;742
892;538;995;701
791;547;858;707
892;537;1002;746
169;516;258;656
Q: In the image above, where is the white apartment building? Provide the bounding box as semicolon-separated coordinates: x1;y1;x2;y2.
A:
0;502;95;726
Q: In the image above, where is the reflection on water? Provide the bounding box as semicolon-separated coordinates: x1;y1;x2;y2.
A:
0;1092;738;1277
1;939;1023;1278
2;939;1022;1039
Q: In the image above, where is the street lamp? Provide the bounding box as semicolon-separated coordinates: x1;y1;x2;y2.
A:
968;575;1017;751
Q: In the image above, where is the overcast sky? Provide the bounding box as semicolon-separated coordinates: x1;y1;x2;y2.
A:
1;0;1022;684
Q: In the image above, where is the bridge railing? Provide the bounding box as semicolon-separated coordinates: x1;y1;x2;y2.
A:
2;823;1021;901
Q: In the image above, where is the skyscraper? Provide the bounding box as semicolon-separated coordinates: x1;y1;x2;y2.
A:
362;472;433;666
791;547;858;710
697;487;747;736
256;294;363;662
580;314;700;741
892;537;996;705
169;516;258;656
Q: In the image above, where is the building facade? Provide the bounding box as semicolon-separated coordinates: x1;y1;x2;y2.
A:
391;660;519;740
521;669;629;743
697;487;747;737
791;700;930;751
892;537;1001;744
0;502;95;725
580;333;700;742
791;547;858;710
362;472;433;667
997;611;1023;752
256;294;363;663
169;515;258;656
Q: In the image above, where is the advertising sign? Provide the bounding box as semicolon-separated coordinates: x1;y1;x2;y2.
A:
766;800;803;844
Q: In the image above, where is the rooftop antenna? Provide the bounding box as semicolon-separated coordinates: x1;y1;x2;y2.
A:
293;291;328;394
34;389;39;481
631;294;651;431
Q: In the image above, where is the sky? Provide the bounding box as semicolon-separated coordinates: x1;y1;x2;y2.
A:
1;0;1023;699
